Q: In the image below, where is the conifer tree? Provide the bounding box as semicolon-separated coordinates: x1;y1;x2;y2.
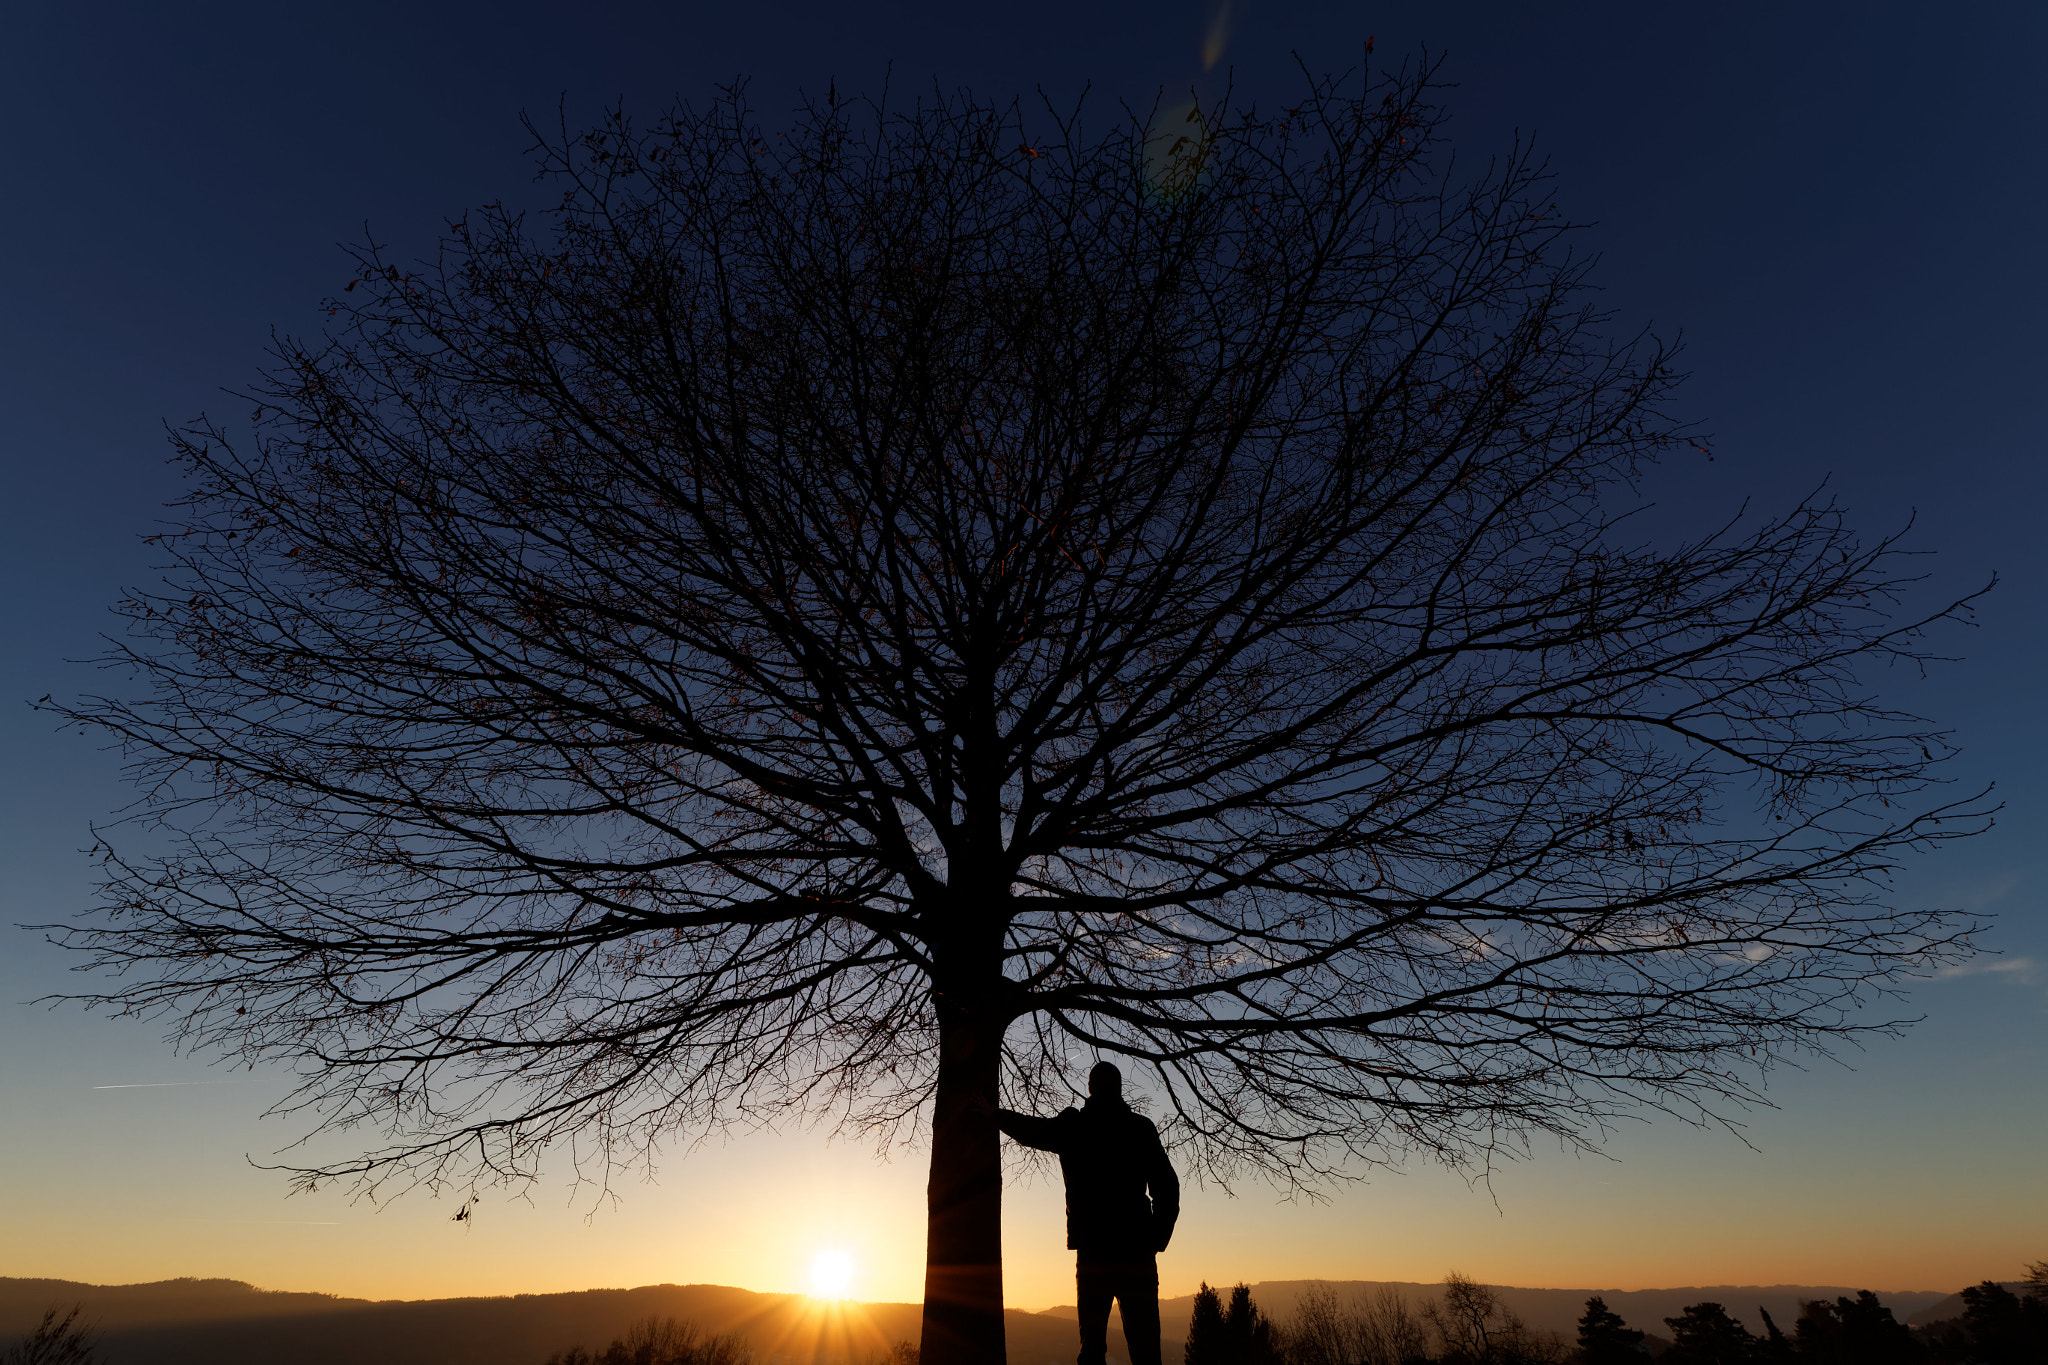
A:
1186;1285;1227;1365
1755;1307;1795;1363
1186;1283;1280;1365
1574;1296;1644;1364
1661;1303;1753;1365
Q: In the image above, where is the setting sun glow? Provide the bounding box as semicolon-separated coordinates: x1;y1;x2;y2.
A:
808;1250;854;1299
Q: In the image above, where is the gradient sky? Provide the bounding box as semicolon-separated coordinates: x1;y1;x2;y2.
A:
2;0;2044;1315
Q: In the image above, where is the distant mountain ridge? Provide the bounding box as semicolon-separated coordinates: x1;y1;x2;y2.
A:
0;1274;1969;1364
0;1278;367;1330
0;1278;1087;1365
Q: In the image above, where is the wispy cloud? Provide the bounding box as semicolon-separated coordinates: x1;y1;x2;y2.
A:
91;1080;240;1090
1934;955;2039;984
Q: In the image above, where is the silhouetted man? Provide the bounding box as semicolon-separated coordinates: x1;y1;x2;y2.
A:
998;1061;1180;1365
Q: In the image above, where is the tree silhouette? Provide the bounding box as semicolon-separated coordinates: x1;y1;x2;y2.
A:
1428;1274;1504;1364
1661;1303;1753;1365
1755;1307;1795;1363
1426;1273;1562;1365
1791;1291;1922;1364
1185;1284;1279;1365
1285;1283;1429;1365
1923;1281;2048;1365
1573;1296;1644;1364
44;55;1986;1365
1186;1285;1227;1365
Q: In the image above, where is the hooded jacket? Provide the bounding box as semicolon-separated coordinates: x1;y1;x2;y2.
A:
997;1093;1180;1258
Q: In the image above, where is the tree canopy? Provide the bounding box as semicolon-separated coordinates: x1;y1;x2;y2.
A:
46;57;1985;1363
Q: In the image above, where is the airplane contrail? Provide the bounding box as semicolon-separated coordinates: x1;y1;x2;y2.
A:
92;1080;240;1090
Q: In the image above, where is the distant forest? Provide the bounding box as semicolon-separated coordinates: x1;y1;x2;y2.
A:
1172;1269;2048;1365
518;1270;2048;1365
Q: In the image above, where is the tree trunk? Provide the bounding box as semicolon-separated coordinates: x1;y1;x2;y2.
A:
919;984;1007;1365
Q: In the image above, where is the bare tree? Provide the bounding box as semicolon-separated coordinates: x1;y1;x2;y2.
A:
1285;1283;1429;1365
43;56;1985;1365
1424;1274;1564;1365
1280;1283;1355;1365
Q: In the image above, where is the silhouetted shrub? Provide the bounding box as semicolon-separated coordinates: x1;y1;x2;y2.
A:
542;1315;743;1365
3;1307;96;1365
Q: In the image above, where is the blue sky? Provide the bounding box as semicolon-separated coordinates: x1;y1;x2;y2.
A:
2;0;2043;1309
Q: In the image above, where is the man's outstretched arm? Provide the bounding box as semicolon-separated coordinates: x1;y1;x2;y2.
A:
996;1107;1068;1153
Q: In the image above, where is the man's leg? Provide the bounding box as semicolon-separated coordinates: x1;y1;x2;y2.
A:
1114;1258;1162;1365
1075;1258;1113;1365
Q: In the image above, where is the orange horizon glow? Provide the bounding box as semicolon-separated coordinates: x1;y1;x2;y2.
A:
5;1086;2041;1312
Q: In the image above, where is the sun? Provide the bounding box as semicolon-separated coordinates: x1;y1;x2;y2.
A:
809;1249;855;1300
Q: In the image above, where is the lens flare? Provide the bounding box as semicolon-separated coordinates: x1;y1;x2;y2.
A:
809;1249;854;1299
1202;0;1231;70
